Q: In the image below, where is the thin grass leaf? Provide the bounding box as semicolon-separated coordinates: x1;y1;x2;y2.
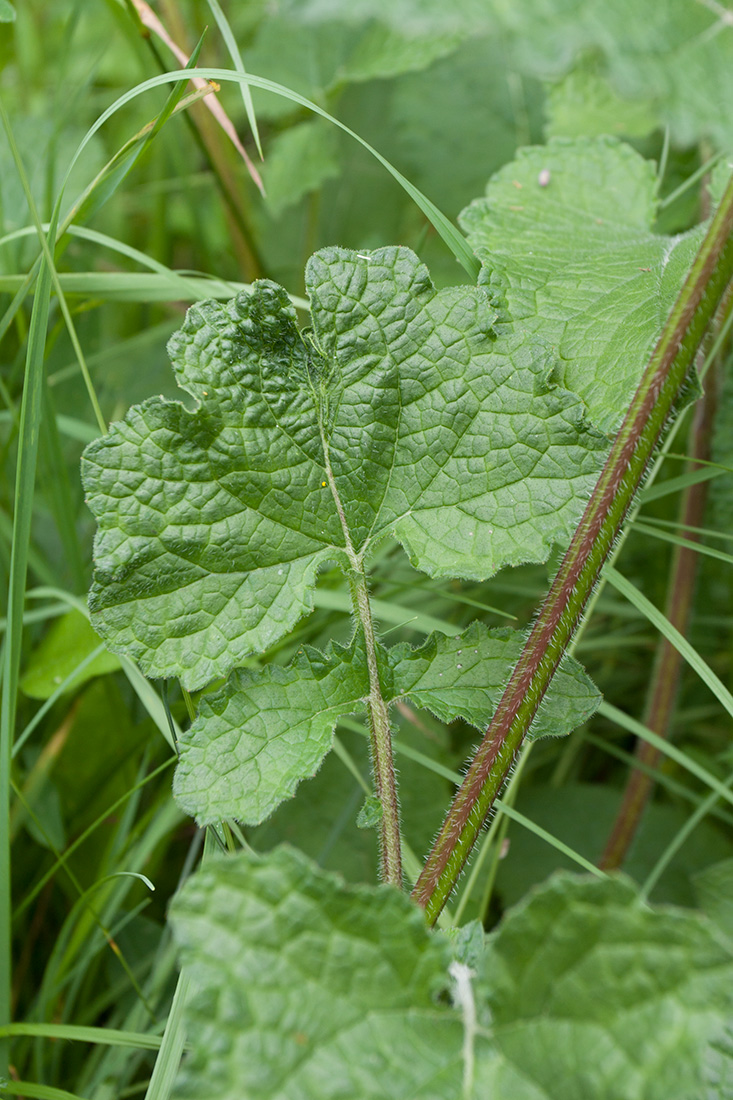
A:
583;729;733;827
0;104;59;1082
128;1;264;193
633;519;733;564
61;68;480;279
0;61;217;359
206;0;263;159
312;590;461;636
66;34;210;231
15;47;211;437
40;387;86;590
0;1022;163;1049
639;465;723;503
144;827;224;1100
639;515;733;542
340;718;607;880
640;770;733;902
143;971;192;1100
0;224;212;301
605;566;733;719
599;700;733;810
490;801;607;879
14;758;174;921
12;644;107;759
1;1082;87;1100
9;784;157;1025
0;602;69;634
659;149;727;209
25;588;181;750
0;512;59;590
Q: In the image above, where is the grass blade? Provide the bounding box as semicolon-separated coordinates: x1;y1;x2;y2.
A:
0;99;59;1084
60;68;481;280
605;566;733;720
206;0;263;158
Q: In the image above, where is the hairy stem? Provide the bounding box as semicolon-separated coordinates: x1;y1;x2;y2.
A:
321;448;403;886
349;572;403;886
413;175;733;925
600;371;717;870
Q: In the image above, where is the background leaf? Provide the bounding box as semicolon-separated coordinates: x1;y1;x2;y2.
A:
244;2;464;121
20;610;120;699
261;120;341;216
694;857;733;941
544;58;659;141
481;873;733;1099
460;136;703;433
170;848;733;1099
490;0;733;150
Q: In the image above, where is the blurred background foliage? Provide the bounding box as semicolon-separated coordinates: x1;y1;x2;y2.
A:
1;0;733;1094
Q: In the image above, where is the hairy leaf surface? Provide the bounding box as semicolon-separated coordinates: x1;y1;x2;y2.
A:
482;873;733;1099
83;246;606;689
169;849;733;1099
389;622;600;739
173;621;601;825
460;137;702;433
168;846;535;1099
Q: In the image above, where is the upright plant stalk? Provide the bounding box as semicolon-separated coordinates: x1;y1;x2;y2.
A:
600;371;718;871
349;572;403;887
322;442;402;886
413;177;733;925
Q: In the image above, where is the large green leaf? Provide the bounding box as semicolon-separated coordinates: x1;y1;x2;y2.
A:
482;873;733;1099
460;136;703;433
389;622;600;740
251;732;380;884
83;246;606;689
173;639;371;826
544;59;659;141
173;621;601;825
20;610;120;699
169;849;733;1099
490;0;733;151
168;846;532;1100
245;4;464;121
261;120;341;217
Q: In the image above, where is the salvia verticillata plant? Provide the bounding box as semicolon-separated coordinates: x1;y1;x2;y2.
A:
75;133;733;1097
